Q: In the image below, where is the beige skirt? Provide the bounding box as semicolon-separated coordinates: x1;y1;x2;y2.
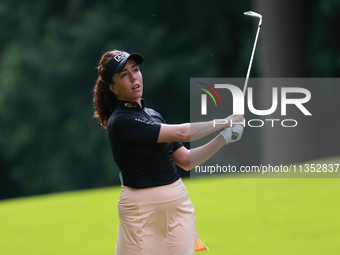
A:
115;178;208;255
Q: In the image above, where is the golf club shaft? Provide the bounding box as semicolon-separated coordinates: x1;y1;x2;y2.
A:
243;24;261;95
232;12;262;140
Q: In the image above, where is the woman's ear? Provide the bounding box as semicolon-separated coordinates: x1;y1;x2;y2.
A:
109;83;118;96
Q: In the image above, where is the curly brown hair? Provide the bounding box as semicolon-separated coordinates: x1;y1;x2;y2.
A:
92;50;125;129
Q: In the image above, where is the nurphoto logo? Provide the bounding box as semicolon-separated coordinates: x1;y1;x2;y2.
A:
196;82;223;115
197;82;312;128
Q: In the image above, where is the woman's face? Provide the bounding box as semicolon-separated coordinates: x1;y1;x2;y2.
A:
110;58;143;104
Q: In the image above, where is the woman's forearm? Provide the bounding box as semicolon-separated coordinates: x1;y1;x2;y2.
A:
189;134;226;169
188;120;226;142
158;115;244;143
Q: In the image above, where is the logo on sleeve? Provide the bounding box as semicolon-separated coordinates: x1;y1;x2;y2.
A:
135;118;154;125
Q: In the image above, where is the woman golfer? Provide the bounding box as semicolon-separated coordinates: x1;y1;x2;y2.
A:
93;50;244;255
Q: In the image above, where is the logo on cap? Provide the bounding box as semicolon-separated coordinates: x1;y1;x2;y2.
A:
114;53;128;62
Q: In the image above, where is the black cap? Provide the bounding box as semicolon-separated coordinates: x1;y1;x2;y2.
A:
102;52;144;85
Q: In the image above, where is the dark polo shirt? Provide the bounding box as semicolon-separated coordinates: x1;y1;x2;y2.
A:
107;100;183;188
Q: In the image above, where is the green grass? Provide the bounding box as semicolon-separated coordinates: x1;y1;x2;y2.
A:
1;157;340;254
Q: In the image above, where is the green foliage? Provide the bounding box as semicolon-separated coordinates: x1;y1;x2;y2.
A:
1;0;340;199
0;0;254;198
305;0;340;76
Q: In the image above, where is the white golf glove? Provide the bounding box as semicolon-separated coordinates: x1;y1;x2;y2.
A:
220;125;244;144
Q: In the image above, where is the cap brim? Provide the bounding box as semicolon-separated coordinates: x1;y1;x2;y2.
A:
129;53;144;65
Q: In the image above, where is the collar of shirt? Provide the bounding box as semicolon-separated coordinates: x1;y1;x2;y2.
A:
117;99;145;110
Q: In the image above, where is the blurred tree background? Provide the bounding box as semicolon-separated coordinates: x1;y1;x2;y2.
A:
1;0;340;200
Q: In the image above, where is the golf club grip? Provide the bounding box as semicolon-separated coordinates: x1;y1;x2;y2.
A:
232;132;238;140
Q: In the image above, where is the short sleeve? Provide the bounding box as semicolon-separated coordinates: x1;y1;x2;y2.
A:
173;142;183;152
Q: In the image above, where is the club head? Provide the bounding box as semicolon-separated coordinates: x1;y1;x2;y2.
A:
244;11;262;26
244;11;262;18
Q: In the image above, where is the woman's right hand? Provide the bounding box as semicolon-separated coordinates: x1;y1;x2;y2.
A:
220;125;244;144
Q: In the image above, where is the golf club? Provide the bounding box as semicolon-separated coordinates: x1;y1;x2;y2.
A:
232;11;262;140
